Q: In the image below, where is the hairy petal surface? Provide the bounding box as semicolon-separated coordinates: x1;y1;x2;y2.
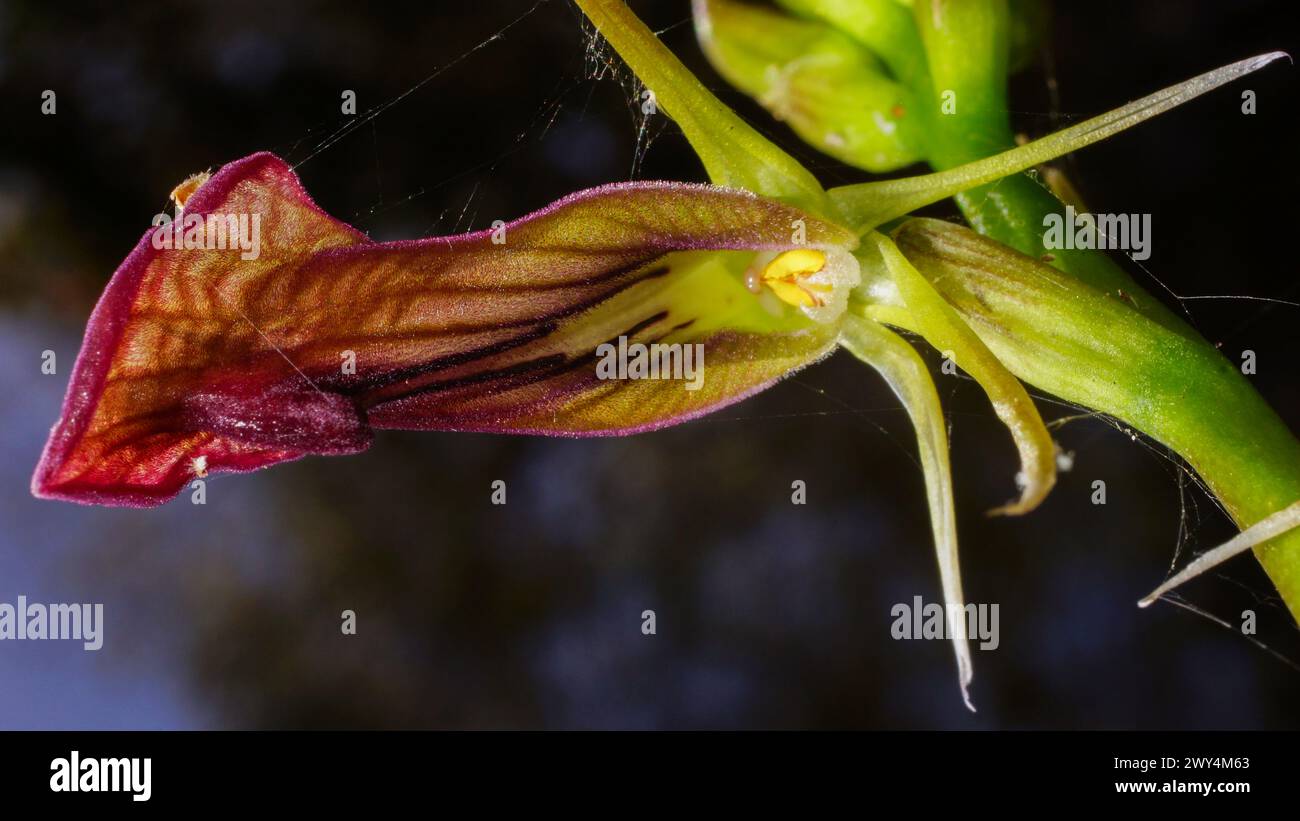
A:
34;152;854;507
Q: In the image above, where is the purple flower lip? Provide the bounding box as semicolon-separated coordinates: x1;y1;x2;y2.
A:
34;152;852;507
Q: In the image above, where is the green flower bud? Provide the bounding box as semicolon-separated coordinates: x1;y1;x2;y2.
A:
774;0;930;89
695;0;925;172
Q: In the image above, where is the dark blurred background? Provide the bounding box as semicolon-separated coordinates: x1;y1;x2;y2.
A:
1;0;1298;728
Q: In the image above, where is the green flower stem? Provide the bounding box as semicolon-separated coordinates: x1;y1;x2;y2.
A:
909;2;1300;620
912;0;1191;334
897;220;1300;622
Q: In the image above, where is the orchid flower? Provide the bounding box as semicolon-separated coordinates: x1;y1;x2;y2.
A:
31;0;1288;709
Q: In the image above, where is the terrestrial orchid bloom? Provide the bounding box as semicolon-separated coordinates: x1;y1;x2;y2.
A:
32;0;1291;707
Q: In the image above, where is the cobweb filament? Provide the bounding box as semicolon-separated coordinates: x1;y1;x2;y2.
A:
578;15;666;178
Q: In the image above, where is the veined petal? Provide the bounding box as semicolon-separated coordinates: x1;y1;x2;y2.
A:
33;152;855;507
861;231;1056;515
830;52;1289;232
839;313;975;711
578;0;829;212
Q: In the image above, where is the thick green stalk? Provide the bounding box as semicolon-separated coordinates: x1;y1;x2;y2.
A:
689;0;1300;613
911;0;1192;335
907;2;1300;617
897;220;1300;620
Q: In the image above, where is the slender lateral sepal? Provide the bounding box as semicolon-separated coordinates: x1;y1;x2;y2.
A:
865;231;1056;515
840;313;974;711
577;0;829;211
1140;501;1300;607
829;52;1290;232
